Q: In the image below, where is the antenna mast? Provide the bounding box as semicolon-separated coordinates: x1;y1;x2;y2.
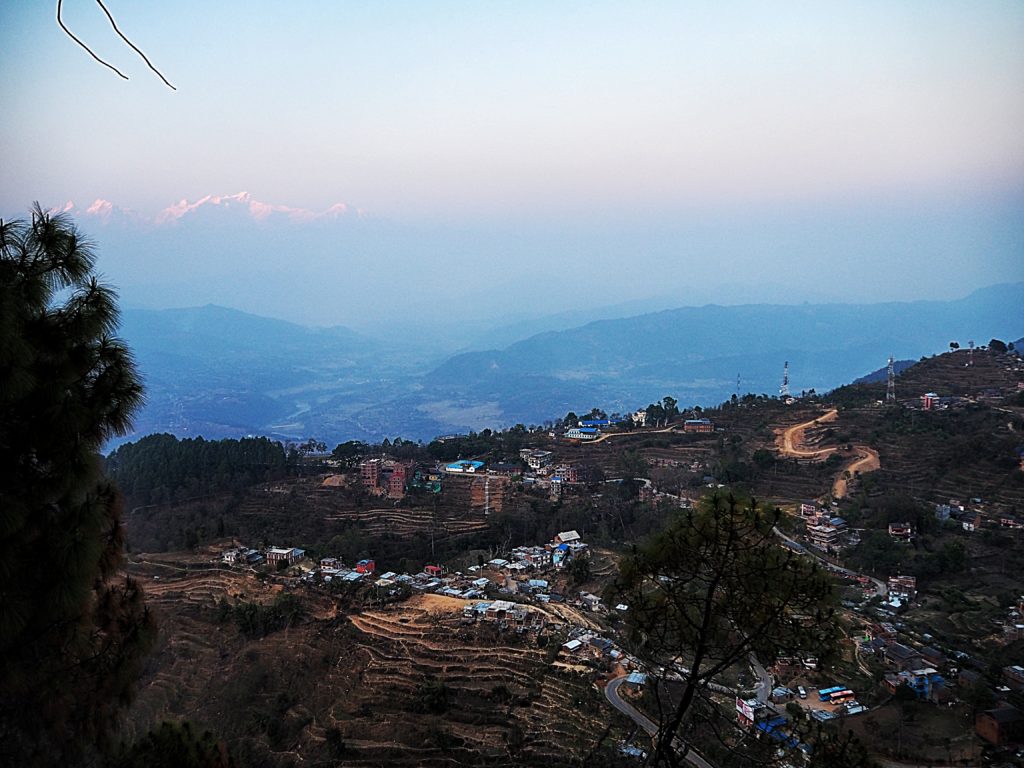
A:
886;355;896;404
780;361;790;399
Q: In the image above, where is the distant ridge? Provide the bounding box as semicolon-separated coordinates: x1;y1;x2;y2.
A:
853;359;916;385
111;283;1024;446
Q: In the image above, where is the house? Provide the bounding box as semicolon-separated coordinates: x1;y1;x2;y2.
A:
555;530;582;545
519;449;553;470
221;547;244;565
360;458;382;488
1003;665;1024;692
624;671;647;687
565;427;600;441
632;409;647;427
873;622;898;642
887;575;917;601
486;600;515;620
885;643;924;672
359;457;413;498
962;513;982;532
800;502;818;517
355;558;375;574
807;524;840;550
976;706;1024;746
919;646;947;669
320;557;341;569
579;592;602;611
552;464;580;483
446;460;484;474
888;522;914;540
886;667;944;700
683;418;714;433
921;392;939;410
489;462;520;476
424;564;444;577
935;504;952;521
266;547;304;566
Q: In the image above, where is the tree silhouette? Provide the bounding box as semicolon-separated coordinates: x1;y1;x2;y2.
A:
614;493;839;766
0;205;156;764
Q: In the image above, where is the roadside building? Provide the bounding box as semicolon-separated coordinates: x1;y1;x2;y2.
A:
807;523;840;550
887;575;917;601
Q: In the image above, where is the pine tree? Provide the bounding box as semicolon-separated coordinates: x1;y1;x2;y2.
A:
0;205;156;765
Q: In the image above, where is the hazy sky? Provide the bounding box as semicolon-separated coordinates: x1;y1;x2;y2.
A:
2;1;1022;324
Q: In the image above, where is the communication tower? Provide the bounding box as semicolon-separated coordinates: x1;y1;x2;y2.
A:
968;340;975;367
780;361;790;399
886;355;896;404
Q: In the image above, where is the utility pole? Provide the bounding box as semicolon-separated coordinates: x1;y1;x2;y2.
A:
780;361;790;399
886;355;896;404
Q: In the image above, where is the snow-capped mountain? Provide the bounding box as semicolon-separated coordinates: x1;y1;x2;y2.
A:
50;193;364;227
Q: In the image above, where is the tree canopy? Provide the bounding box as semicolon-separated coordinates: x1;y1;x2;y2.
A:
614;493;838;766
0;206;156;764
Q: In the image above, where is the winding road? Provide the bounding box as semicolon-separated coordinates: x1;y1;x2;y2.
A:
775;409;879;499
604;676;715;768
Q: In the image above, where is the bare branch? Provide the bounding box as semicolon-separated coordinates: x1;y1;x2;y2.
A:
94;0;176;90
56;0;128;81
55;0;176;90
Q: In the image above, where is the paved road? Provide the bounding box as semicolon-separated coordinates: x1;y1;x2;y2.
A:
772;526;887;598
749;654;772;703
605;676;715;768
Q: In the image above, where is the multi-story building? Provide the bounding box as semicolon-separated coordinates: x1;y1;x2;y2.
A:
683;418;714;433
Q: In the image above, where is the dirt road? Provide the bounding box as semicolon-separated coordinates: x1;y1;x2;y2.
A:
775;409;879;499
776;409;838;457
831;447;880;498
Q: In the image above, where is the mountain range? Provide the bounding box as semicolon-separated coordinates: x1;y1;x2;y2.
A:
112;282;1024;447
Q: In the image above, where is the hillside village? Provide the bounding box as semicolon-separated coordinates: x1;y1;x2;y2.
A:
112;343;1024;767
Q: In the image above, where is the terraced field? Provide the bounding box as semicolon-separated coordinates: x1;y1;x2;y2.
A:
124;565;628;767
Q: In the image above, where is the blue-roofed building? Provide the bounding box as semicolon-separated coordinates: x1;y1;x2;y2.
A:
580;418;615;428
446;460;485;474
625;671;647;686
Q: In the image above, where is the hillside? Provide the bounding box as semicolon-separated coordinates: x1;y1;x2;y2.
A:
113;345;1024;766
113;285;1024;446
124;551;629;768
425;284;1024;412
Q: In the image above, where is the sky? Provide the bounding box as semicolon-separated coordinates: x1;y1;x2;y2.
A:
1;1;1022;327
